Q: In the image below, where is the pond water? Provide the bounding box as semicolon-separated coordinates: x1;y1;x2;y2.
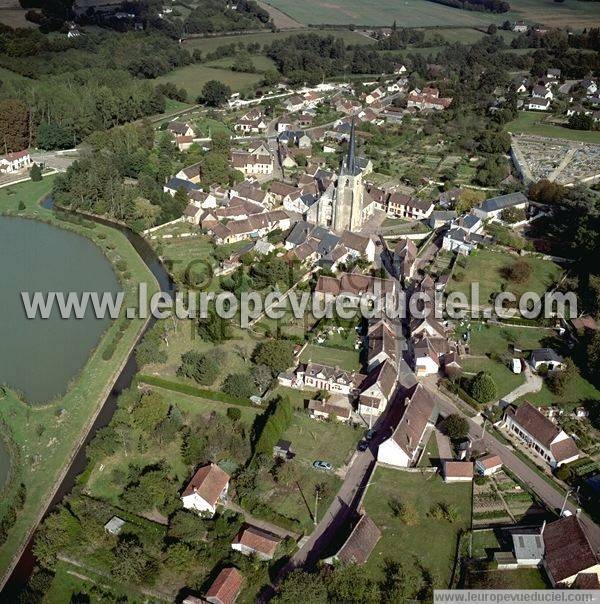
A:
0;217;120;405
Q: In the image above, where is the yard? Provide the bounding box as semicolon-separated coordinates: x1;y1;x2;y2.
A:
282;411;361;468
299;343;361;371
517;372;600;407
465;567;549;589
460;357;525;399
463;322;555;357
471;528;504;560
506;112;600;145
362;467;472;584
417;428;440;468
447;248;563;306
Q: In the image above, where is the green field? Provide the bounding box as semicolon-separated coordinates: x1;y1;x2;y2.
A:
299;343;361;371
0;177;157;580
264;0;600;27
155;63;263;99
507;112;600;144
363;468;472;584
447;249;563;305
205;54;279;72
465;323;555;356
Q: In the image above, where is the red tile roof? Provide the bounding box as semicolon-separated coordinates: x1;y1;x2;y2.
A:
205;567;244;604
444;461;473;479
543;516;599;584
477;453;502;470
182;463;230;507
233;525;280;557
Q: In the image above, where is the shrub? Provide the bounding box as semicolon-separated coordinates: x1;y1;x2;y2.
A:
469;371;497;404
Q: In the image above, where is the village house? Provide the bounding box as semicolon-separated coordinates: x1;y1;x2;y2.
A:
527;98;551;111
314;272;397;304
230;180;272;207
231;525;281;561
542;515;600;587
293;362;365;395
392;238;418;281
231;146;274;176
164;177;202;197
181;463;230;517
234;109;267;134
308;398;352;422
176;162;202;184
357;359;398;417
190;190;217;209
513;20;528;32
166;121;195;138
0;150;32;174
443;461;474;483
324;513;381;566
208;209;294;244
282;95;306;112
407;87;453;111
473;192;528;221
532;85;553;100
183;204;203;225
503;402;580;468
413;334;452;377
387;193;434;220
530;348;565;372
475;453;503;476
377;383;438;467
204;567;244;604
366;317;398;371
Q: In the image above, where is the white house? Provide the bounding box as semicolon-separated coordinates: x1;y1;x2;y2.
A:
0;150;32;173
377;384;437;467
530;348;565;372
357;360;397;417
181;463;230;517
473;192;528;221
527;98;551;111
475;453;503;476
503;402;580;468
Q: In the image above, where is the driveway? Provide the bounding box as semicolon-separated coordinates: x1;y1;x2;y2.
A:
502;365;542;403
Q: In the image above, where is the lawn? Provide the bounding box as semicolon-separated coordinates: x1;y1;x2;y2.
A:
506;112;600;144
282;411;361;468
465;567;549;589
205;54;278;72
471;528;504;560
465;322;555;356
265;0;600;27
299;344;361;371
517;372;600;407
155;64;263;99
417;428;439;467
363;467;472;584
460;357;525;399
447;248;563;305
0;177;158;582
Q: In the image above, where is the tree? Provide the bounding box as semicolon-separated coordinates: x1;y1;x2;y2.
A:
177;350;220;385
274;569;328;603
441;414;469;439
469;371;497;403
36;121;73;150
200;80;232;107
547;358;578;395
222;373;256;399
252;339;295;376
111;536;157;585
0;99;29;152
502;259;532;284
226;406;242;422
487;24;498;35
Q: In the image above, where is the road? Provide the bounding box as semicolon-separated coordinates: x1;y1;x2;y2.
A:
427;384;600;552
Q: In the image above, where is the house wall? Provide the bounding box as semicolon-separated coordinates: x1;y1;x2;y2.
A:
181;493;216;516
377;439;411;467
231;543;272;561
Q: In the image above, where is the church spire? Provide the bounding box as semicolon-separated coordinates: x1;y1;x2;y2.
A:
342;116;360;176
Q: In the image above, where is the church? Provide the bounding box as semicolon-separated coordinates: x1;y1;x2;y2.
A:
307;120;375;233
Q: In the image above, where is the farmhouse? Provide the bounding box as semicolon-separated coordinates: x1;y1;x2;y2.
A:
231;148;274;176
231;525;281;561
205;567;244;604
503;402;580;468
295;362;365;395
167;121;194;138
308;398;352;422
377;384;437;468
181;463;230;517
0;150;32;173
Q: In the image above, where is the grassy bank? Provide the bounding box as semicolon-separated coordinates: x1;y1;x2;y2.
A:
0;176;158;582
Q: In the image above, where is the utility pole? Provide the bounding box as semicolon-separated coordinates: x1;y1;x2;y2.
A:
559;488;572;517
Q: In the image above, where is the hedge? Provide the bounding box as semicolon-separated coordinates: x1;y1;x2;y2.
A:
137;375;253;407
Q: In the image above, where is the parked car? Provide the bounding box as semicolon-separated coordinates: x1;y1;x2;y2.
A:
365;429;377;441
358;440;369;452
313;460;333;471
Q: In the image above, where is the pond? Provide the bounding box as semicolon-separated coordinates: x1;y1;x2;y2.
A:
0;217;120;405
